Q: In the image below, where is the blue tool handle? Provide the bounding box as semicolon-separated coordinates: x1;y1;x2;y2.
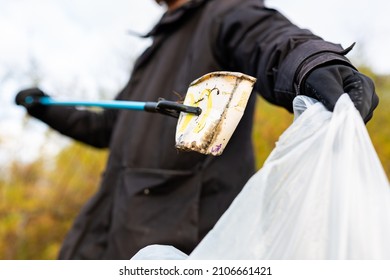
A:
29;96;147;111
24;96;201;118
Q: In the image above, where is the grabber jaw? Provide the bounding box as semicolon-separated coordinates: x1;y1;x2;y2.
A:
175;71;256;156
144;99;202;118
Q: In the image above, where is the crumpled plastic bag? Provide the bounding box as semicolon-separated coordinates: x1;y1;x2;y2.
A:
131;245;188;260
132;94;390;260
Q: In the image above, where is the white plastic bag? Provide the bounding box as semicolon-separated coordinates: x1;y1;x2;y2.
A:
189;94;390;259
131;245;188;260
132;94;390;260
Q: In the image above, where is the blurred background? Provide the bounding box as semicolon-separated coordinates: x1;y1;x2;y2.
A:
1;0;389;259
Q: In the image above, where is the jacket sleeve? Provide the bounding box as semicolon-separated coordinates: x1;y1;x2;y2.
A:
28;89;127;148
213;1;354;112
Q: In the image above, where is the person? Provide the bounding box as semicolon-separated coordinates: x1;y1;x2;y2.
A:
15;0;378;259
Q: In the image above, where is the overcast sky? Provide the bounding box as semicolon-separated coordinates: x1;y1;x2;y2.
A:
1;0;389;164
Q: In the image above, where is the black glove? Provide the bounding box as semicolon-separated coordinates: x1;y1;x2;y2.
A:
300;65;379;123
15;87;49;116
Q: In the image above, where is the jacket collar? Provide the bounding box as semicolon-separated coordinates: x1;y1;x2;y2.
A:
144;0;208;37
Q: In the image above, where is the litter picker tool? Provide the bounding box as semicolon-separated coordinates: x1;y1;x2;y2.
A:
24;71;256;156
25;96;201;119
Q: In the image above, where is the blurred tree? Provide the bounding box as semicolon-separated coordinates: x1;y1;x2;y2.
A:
0;142;107;259
364;70;390;176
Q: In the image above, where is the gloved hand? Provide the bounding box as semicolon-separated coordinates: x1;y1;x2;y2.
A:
15;87;48;109
15;88;48;115
300;64;379;123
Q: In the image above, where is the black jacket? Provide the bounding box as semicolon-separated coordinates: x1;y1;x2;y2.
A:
30;0;352;259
